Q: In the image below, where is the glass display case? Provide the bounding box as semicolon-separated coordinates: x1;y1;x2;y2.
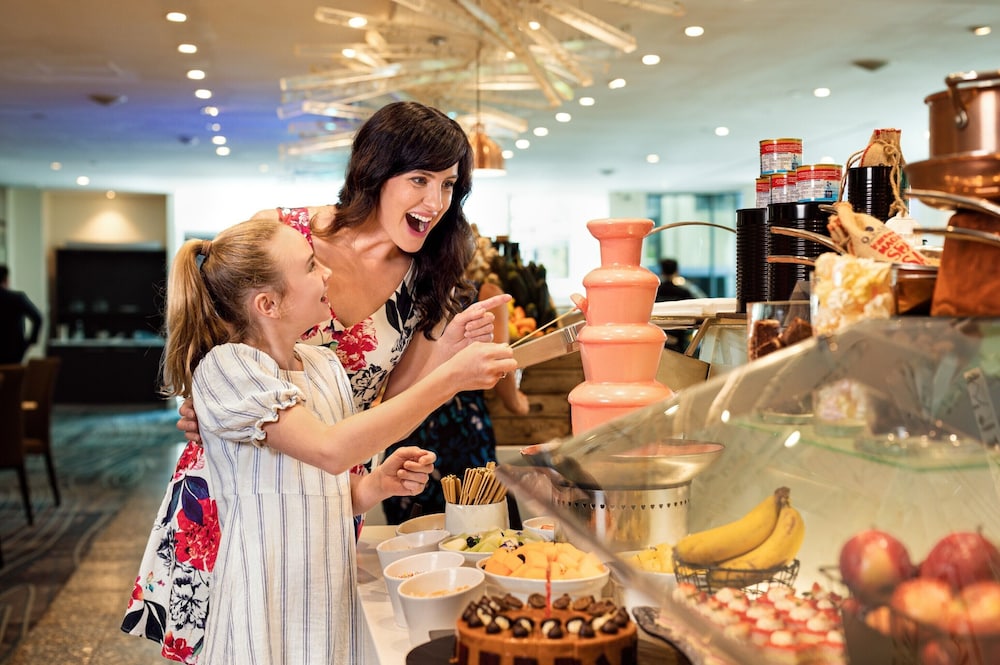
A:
498;317;1000;663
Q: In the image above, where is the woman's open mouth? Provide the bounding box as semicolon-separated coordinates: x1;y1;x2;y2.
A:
406;212;431;234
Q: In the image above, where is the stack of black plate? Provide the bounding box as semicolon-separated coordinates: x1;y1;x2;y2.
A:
767;202;831;301
735;207;769;312
847;165;894;221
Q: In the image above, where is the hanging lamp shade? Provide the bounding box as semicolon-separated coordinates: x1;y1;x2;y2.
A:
469;125;506;177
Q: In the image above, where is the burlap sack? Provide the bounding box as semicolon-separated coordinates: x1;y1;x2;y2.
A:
930;211;1000;317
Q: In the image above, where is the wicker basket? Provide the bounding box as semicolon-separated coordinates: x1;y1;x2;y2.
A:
673;558;800;596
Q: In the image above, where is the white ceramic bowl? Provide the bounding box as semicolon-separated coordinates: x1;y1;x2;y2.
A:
382;550;466;627
438;534;493;566
397;566;485;646
476;558;610;601
376;529;451;570
395;512;446;535
522;516;557;542
612;550;677;608
438;528;544;567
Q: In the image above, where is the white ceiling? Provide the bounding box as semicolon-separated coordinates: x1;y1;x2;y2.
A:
1;0;998;195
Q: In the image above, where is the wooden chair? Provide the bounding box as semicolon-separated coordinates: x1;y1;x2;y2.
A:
0;364;32;526
22;357;62;506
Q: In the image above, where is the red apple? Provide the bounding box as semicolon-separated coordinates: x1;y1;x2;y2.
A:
839;529;917;604
890;577;959;631
946;580;1000;636
921;531;1000;590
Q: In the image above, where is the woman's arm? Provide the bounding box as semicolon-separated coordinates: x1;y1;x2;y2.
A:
261;341;515;475
382;293;511;400
478;282;530;415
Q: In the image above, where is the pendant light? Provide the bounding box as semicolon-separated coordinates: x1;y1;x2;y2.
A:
470;41;506;177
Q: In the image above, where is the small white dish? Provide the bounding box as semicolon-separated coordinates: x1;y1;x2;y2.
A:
395;512;446;535
398;566;485;646
376;529;451;570
382;550;465;627
522;516;557;542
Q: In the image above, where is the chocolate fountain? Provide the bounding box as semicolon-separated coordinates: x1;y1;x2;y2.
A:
522;217;724;551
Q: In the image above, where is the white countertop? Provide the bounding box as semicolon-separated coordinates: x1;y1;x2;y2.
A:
357;525;414;664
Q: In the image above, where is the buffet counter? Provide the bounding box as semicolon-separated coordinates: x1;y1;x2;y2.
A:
357;525;688;664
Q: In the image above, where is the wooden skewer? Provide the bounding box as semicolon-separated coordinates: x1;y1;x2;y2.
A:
509;308;581;349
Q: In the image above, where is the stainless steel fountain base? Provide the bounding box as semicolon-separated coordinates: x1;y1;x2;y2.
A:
551;482;690;551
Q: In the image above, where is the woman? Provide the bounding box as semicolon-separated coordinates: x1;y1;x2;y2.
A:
124;219;515;664
178;101;498;437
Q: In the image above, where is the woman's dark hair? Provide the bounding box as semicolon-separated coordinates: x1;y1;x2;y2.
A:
320;101;476;338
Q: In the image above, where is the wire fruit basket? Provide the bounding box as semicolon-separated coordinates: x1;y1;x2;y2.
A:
673;558;800;596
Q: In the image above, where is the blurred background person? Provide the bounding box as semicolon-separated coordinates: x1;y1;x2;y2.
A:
0;263;43;363
655;257;705;302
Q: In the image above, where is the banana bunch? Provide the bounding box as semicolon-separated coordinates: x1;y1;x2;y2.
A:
673;487;805;589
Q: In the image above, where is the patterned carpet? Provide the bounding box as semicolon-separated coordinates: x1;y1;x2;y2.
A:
0;405;183;662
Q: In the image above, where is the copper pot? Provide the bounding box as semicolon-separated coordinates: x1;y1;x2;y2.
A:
926;69;1000;158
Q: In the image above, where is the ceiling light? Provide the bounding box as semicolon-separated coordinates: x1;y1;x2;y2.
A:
813;87;831;98
105;190;116;200
259;164;270;173
209;122;221;131
212;136;227;146
50;162;62;171
579;97;595;107
555;112;571;122
971;25;991;36
646;154;660;164
533;127;549;137
342;48;356;58
820;155;836;163
178;44;198;54
187;69;206;80
76;176;90;186
502;149;514;159
528;20;541;30
216;146;231;156
641;54;661;66
202;106;219;117
684;26;704;37
469;127;506;176
195;89;213;99
608;78;626;90
715;126;730;137
165;12;187;22
515;139;531;149
347;16;367;28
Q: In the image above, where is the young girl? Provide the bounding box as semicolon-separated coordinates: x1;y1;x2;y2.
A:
123;218;515;664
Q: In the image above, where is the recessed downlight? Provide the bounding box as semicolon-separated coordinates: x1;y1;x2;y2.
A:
178;44;198;54
216;146;231;156
813;87;831;98
646;154;660;164
515;139;531;149
76;176;90;186
166;12;187;22
715;126;730;137
684;26;704;37
555;112;571;122
187;69;206;80
212;135;227;145
533;127;549;137
347;16;367;28
202;106;219;117
195;89;213;100
641;54;661;65
579;97;595;107
608;78;626;90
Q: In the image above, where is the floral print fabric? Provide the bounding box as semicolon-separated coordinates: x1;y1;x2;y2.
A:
120;441;219;663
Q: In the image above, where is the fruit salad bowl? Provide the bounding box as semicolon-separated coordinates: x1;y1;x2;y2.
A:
477;558;610;602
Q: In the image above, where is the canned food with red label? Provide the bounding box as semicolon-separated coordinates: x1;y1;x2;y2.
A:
755;177;770;208
796;164;842;202
760;138;803;175
769;172;788;204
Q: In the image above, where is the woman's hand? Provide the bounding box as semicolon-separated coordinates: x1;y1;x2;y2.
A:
378;447;436;496
176;397;202;444
447;342;517;392
450;293;511;345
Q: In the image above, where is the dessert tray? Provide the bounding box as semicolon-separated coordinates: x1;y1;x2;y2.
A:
633;607;733;665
